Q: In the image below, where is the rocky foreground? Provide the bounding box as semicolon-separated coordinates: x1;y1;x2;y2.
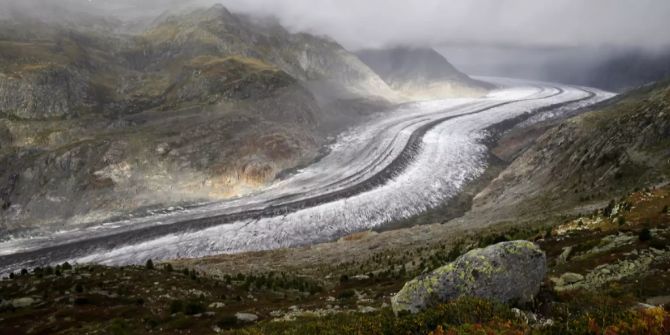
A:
0;184;669;334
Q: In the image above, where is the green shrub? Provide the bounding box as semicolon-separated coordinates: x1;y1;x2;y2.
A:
169;300;184;314
73;297;91;305
184;301;206;315
217;315;238;329
145;259;154;270
337;289;355;300
108;318;132;335
639;228;653;241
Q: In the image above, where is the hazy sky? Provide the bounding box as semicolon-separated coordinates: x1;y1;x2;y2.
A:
218;0;670;51
1;0;669;51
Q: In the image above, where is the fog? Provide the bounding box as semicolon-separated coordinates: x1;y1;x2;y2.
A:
1;0;669;89
2;0;668;51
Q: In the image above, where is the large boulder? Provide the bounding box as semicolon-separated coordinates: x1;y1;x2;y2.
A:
392;240;547;314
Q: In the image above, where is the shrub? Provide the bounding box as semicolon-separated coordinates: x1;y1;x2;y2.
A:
164;263;173;272
650;238;669;250
169;300;184;314
73;297;91;305
217;315;238;329
61;262;72;270
339;274;349;283
337;289;355;300
75;283;84;293
145;259;154;270
183;301;206;315
639;228;653;242
662;205;669;214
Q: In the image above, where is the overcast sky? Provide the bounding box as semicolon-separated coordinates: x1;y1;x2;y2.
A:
218;0;670;51
2;0;669;52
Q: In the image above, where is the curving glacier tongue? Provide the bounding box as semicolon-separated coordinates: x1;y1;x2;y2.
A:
67;79;612;265
0;78;614;269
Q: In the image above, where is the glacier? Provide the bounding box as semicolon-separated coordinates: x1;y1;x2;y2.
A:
0;78;614;272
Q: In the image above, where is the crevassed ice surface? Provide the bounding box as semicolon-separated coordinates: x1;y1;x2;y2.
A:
0;78;615;268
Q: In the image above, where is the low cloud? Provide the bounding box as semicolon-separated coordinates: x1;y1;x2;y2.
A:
2;0;669;51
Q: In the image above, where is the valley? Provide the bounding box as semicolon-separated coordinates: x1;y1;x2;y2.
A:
0;78;612;273
1;2;669;334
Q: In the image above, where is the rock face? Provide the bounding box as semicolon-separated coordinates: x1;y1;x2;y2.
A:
391;241;547;314
0;66;89;119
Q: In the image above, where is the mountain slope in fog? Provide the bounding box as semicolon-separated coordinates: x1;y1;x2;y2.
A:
0;4;396;234
356;47;492;100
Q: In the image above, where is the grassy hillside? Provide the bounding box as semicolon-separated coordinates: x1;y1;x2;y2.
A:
1;185;668;334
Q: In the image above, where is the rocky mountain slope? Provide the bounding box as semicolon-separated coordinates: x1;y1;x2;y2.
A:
468;79;670;224
0;4;398;234
356;47;492;100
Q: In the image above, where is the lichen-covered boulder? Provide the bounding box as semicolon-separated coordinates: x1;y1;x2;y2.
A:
392;240;547;314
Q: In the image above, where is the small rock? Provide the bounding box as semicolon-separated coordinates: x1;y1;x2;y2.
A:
11;297;36;308
358;306;377;313
235;312;259;322
208;302;226;309
646;295;670;306
557;246;573;264
559;272;584;285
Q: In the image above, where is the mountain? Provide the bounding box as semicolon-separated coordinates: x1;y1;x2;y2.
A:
543;48;670;92
0;4;397;234
356;47;492;100
467;79;670;224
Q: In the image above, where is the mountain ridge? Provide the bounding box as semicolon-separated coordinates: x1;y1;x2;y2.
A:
356;47;492;100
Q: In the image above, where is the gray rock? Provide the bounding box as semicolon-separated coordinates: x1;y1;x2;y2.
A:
557;246;573;264
235;312;258;322
11;297;36;308
357;306;377;313
391;241;546;314
208;302;225;309
559;272;584;285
